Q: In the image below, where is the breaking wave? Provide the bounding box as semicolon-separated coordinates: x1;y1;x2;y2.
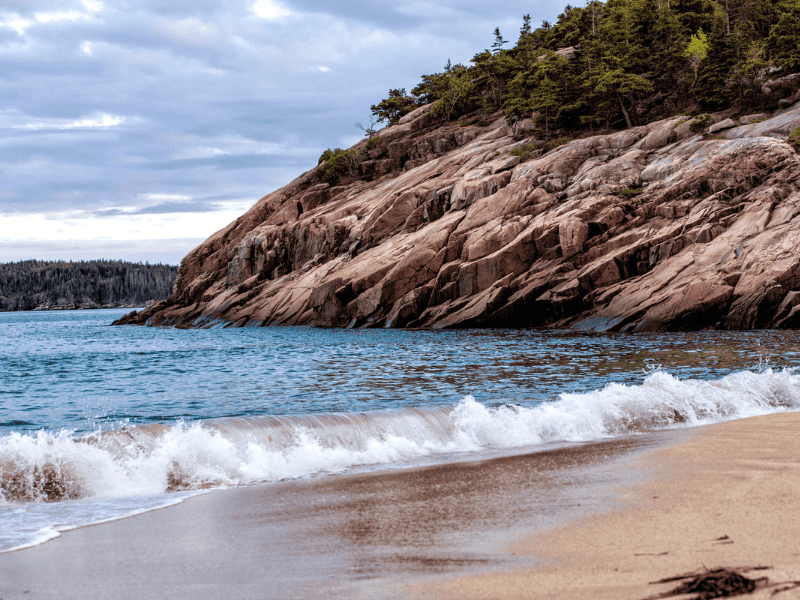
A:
2;368;799;504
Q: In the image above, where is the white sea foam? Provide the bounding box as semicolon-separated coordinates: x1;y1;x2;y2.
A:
1;368;799;507
0;491;202;553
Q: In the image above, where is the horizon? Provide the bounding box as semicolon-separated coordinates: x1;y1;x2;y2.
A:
0;0;561;265
0;257;180;267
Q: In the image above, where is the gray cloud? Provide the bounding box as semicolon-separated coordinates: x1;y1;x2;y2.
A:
0;0;562;264
148;154;302;171
94;200;222;216
0;239;207;265
286;1;423;29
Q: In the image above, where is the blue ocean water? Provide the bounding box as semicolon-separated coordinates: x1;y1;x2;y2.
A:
1;308;799;552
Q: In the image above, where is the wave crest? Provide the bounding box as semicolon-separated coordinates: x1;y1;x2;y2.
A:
2;368;798;503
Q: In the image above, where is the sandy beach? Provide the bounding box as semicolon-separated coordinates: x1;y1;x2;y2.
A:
0;430;679;599
416;411;800;600
2;412;800;599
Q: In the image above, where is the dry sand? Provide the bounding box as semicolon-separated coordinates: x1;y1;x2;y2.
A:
413;411;800;600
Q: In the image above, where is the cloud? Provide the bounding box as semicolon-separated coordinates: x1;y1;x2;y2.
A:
82;0;103;13
95;200;223;216
0;239;204;265
148;153;303;171
284;1;421;29
0;0;562;262
251;0;292;20
158;17;224;48
0;14;34;35
34;10;88;24
0;109;134;131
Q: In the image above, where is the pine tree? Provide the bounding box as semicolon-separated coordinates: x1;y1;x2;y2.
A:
370;89;418;125
766;0;800;73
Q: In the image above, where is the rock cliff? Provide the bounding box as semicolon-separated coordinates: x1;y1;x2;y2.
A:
116;100;800;332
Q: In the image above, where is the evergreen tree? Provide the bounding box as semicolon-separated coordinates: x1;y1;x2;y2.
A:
694;12;739;108
592;67;654;128
491;27;508;54
430;66;475;120
370;89;418;125
0;260;178;311
766;0;800;73
370;2;799;131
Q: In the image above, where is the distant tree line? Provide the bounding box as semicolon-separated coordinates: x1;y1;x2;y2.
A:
0;260;178;311
370;0;800;135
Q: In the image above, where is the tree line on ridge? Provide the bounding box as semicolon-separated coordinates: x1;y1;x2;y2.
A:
369;0;800;135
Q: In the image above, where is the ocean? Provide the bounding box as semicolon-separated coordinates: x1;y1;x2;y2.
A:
1;308;799;564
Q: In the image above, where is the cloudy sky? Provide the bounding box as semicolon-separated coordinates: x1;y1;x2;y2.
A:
0;0;560;265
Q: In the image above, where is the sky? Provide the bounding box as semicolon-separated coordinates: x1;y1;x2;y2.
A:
0;0;561;265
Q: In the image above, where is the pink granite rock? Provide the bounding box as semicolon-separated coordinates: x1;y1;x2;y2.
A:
116;103;800;332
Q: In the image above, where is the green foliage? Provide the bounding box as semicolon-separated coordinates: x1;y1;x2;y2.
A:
789;126;800;148
317;148;338;165
730;41;771;108
491;27;508;54
685;29;709;88
365;135;384;150
468;28;521;116
430;67;476;121
317;148;358;185
689;114;714;132
592;67;654;128
411;60;460;105
509;143;539;161
619;187;642;199
766;0;800;73
370;89;418;126
509;137;572;162
694;15;742;109
370;2;798;135
685;29;709;63
0;260;177;311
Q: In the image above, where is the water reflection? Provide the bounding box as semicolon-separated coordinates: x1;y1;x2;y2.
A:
198;429;690;599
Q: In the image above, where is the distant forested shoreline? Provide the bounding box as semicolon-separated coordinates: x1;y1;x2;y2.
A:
0;260;178;312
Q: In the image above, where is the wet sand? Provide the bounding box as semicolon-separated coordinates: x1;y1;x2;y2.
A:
416;411;800;600
5;413;799;600
0;432;681;600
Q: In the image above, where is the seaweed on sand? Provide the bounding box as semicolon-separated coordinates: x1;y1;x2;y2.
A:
644;566;770;599
644;566;800;599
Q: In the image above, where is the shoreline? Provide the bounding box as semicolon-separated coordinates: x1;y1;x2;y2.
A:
0;428;687;600
414;411;800;600
0;305;148;313
2;412;799;598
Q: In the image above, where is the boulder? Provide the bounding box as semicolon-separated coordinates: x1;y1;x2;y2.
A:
739;113;767;125
709;118;736;133
640;119;680;150
724;101;800;139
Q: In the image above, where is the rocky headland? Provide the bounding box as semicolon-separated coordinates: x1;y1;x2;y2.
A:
116;96;800;332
